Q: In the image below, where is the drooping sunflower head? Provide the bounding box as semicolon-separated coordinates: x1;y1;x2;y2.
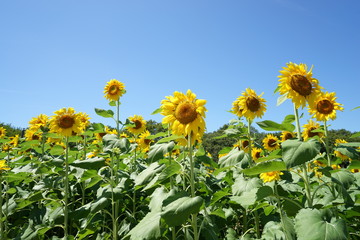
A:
302;119;324;141
260;171;284;183
232;88;266;120
308;91;343;122
127;115;147;135
0;127;6;138
0;160;10;171
251;147;263;161
278;62;322;108
262;134;280;151
136;130;153;152
50;108;84;137
161;89;207;145
281;131;296;142
29;114;49;131
104;79;126;101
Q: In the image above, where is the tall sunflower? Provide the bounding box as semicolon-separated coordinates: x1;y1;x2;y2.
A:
308;91;343;121
50;108;85;137
302;120;324;141
0;127;6;138
161;89;207;145
262;134;280;151
278;62;322;108
104;79;126;101
127;115;147;135
232;88;266;120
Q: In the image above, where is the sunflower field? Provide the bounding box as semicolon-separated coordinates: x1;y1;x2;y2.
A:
0;62;359;240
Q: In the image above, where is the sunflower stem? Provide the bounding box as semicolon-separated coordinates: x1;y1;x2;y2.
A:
293;104;302;141
323;121;332;166
64;137;70;239
116;100;120;137
247;118;253;167
274;182;289;240
187;135;198;240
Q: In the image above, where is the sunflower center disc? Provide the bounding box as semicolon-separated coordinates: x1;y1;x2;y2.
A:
59;116;75;129
133;120;142;129
109;85;119;95
242;140;249;149
284;133;293;140
175;102;198;124
308;127;318;138
268;139;277;147
290;74;312;96
246;96;260;112
317;99;334;114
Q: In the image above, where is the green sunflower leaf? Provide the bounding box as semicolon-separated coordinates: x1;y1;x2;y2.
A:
256;120;295;132
161;196;204;227
281;139;321;168
94;108;114;118
294;208;348;240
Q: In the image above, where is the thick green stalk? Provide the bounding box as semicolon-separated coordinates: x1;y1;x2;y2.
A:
247;119;254;167
116;100;120;137
187;135;198;240
323;121;332;166
274;183;288;240
110;156;118;240
64;137;70;239
293;104;302;140
293;104;313;207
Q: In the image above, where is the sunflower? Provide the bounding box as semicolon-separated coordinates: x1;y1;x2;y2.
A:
160;89;207;146
280;131;296;142
260;171;283;183
278;62;322;108
50;108;85;137
136;130;153;152
262;134;280;151
9;135;19;148
119;132;129;139
0;160;10;171
25;129;41;141
251;147;263;161
127;115;146;135
78;112;91;130
28;114;49;131
334;139;350;161
0;127;6;138
104;79;126;101
308;91;343;121
302;120;324;141
232;88;266;120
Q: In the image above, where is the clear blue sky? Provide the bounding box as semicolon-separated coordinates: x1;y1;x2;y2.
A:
1;0;359;133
